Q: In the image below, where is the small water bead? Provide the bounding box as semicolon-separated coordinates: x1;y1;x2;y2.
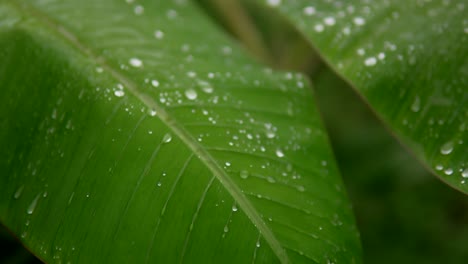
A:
148;109;157;116
224;226;229;233
440;141;454;155
256;240;261;247
27;193;41;215
364;57;377;66
114;90;125;97
14;186;24;199
267;0;281;7
129;58;143;68
303;6;316;16
134;5;144;15
162;133;172;143
267;177;276;183
232;205;238;212
353;17;366;26
225;162;231;167
435;164;443;171
185;89;197;100
324;17;336;26
462;168;468;178
240;170;249;179
296;185;306;192
378;52;386;60
186;71;196;78
411;96;421;112
154;30;164;39
444;168;454;175
151;80;160;87
357;48;365;56
157;182;162;187
275;149;285;158
314;24;324;32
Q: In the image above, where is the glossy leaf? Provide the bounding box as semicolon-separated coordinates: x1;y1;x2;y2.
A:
260;0;468;193
0;0;361;263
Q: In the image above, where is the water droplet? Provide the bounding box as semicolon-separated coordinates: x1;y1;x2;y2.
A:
303;6;316;16
378;52;386;60
314;24;324;32
225;162;231;167
27;193;41;215
232;205;238;212
154;30;164;39
14;186;24;199
440;141;454;155
435;164;444;171
256;240;261;247
129;58;143;68
324;17;336;26
297;185;306;192
114;90;125;97
149;109;157;116
185;89;197;100
364;57;377;66
462;168;468;178
240;170;249;179
134;5;144;15
162;133;172;143
157;182;162;187
224;226;229;232
444;168;453;175
267;0;281;7
353;17;366;26
267;177;276;183
275;149;285;158
411;96;421;112
151;80;160;87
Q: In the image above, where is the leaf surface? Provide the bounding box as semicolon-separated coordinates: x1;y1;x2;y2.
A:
260;0;468;193
0;0;360;263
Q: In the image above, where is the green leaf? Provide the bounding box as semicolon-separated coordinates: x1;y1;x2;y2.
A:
0;0;360;263
258;0;468;193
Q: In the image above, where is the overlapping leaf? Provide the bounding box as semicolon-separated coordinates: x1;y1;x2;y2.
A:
258;0;467;193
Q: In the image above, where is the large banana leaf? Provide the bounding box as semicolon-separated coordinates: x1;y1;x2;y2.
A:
259;0;468;193
0;0;361;263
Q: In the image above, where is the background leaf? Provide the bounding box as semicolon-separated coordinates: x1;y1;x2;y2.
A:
259;0;468;193
0;0;360;263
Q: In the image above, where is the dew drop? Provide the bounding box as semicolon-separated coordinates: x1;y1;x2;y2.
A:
444;168;453;175
225;162;231;167
324;16;336;26
157;182;162;187
14;185;24;199
224;226;229;233
232;205;238;212
440;141;454;155
364;57;377;66
154;30;164;39
240;170;249;179
151;80;160;87
162;133;172;143
267;0;281;7
148;109;157;116
314;24;324;32
297;185;306;192
134;5;144;15
275;149;285;158
27;193;41;215
256;240;261;247
353;17;366;26
185;89;197;100
411;96;421;112
462;168;468;178
114;90;125;97
129;58;143;68
303;6;316;16
267;177;276;183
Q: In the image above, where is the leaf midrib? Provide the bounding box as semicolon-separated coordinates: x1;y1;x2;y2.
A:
7;1;290;263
